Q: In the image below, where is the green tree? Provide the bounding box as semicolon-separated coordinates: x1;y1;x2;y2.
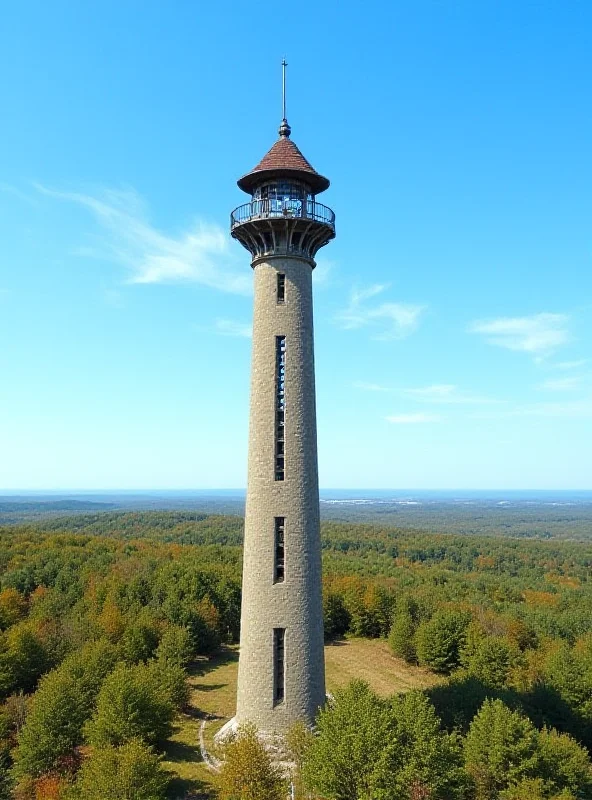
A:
219;723;287;800
465;636;516;689
387;691;471;799
388;609;417;663
2;625;49;696
154;625;193;668
464;699;540;799
13;667;85;779
74;739;169;800
144;658;189;710
13;639;117;779
415;610;471;674
537;727;592;797
323;593;350;641
498;777;550;799
120;620;159;665
84;662;175;748
302;680;392;800
286;722;314;800
543;644;590;714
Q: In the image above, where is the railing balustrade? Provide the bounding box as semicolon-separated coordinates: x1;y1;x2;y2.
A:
231;198;335;230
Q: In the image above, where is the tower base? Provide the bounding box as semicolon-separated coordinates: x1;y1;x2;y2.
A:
213;716;293;764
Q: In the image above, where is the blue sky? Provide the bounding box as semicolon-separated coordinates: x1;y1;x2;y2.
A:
1;0;590;490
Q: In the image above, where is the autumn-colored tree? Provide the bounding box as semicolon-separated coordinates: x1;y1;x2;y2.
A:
98;598;126;643
32;774;68;799
0;589;27;630
219;723;287;800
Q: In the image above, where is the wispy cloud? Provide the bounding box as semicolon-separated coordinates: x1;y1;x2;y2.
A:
353;381;392;392
355;381;500;404
469;313;570;358
473;398;592;420
0;183;39;207
35;184;251;294
313;258;334;286
213;319;252;338
386;412;442;424
337;284;425;340
402;384;500;405
538;376;583;392
552;359;588;371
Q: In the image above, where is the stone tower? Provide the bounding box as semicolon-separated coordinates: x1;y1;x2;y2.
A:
229;102;335;735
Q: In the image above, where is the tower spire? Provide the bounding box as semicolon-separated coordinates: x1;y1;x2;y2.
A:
279;59;291;138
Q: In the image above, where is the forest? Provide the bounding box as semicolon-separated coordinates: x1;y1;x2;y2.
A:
0;508;592;798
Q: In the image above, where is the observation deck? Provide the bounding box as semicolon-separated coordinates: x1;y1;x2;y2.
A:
230;197;335;265
231;198;335;232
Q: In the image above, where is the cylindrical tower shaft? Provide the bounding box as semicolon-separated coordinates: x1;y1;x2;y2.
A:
236;255;325;731
226;110;335;737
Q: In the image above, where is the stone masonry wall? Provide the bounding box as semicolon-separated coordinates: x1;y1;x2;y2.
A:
235;255;325;734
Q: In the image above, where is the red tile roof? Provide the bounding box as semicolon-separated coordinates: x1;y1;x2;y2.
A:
237;124;330;195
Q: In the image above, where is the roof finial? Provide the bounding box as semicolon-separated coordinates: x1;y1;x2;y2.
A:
279;58;291;138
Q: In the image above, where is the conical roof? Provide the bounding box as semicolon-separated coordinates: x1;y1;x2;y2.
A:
237;120;330;195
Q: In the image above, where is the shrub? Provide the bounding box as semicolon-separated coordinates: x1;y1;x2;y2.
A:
74;739;168;800
219;723;286;800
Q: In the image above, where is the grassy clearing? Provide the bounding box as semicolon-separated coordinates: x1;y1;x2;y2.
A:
163;638;441;798
325;638;442;696
163;647;239;799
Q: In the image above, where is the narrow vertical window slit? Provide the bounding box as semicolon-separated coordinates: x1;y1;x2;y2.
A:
275;336;286;481
274;517;285;583
273;628;285;705
277;273;285;303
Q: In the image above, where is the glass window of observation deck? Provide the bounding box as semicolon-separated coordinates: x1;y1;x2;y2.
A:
253;182;311;202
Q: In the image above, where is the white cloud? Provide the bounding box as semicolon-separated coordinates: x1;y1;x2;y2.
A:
213;319;252;338
538;376;583;392
337;284;425;340
553;359;588;371
473;398;592;420
402;384;500;405
0;183;38;207
312;258;334;286
353;381;392;392
386;412;442;424
35;184;251;294
469;313;570;357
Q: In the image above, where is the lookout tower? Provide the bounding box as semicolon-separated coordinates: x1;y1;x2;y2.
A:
229;64;335;735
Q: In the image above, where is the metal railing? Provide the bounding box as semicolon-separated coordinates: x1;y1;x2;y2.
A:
231;199;335;230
